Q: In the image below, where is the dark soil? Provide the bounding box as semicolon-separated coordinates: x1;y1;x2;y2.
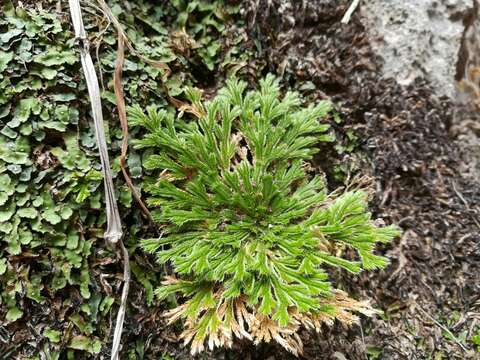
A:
234;0;480;359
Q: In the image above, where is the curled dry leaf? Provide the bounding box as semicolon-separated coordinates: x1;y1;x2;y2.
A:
163;284;377;356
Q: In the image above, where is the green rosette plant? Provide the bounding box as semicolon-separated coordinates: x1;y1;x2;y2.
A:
130;75;399;355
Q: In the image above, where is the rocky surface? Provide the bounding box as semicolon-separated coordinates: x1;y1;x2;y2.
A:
361;0;480;182
361;0;475;98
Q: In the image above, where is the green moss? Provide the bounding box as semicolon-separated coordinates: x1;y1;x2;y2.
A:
0;0;245;357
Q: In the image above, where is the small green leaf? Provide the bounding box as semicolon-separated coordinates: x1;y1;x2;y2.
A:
19;228;33;245
34;48;77;66
99;296;114;315
0;29;22;43
0;51;14;72
19;167;32;181
0;192;8;206
44;328;62;343
75;184;90;203
0;174;12;191
131;262;154;304
0;258;7;275
6;164;22;173
7;237;21;255
52;93;76;102
0;151;29;165
66;233;79;249
59;206;73;220
17;38;33;62
119;185;132;207
17;207;38;219
54;105;70;123
32;196;44;207
42;121;66;132
70;313;94;334
0;105;11;119
42;209;62;225
91;339;101;354
67;335;101;354
6;306;23;322
67;335;90;351
52;275;67;291
0;126;16;139
367;346;383;359
12;98;40;126
0;203;15;222
19;123;32;136
80;269;91;299
472;331;480;351
0;222;12;234
39;67;57;79
26;275;45;303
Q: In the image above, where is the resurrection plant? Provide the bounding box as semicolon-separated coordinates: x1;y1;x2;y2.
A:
131;76;400;355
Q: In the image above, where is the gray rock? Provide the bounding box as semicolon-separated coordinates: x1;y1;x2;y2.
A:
361;0;475;98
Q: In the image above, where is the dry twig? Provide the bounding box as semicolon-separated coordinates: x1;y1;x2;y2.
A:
68;1;128;359
416;305;469;353
451;180;480;229
341;0;361;24
68;0;122;245
110;242;130;360
92;0;154;222
112;26;154;222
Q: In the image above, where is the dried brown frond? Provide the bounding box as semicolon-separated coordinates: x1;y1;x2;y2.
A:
162;287;378;356
165;303;189;325
177;100;206;119
328;290;379;318
250;313;303;356
169;29;199;56
161;275;181;285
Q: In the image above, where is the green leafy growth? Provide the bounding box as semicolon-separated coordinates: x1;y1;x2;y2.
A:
0;0;260;356
132;75;400;347
472;329;480;352
0;4;121;356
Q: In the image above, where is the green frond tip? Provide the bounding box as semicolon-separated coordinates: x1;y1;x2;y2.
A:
133;75;401;353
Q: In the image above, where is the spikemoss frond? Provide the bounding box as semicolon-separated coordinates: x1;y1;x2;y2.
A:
131;75;400;355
